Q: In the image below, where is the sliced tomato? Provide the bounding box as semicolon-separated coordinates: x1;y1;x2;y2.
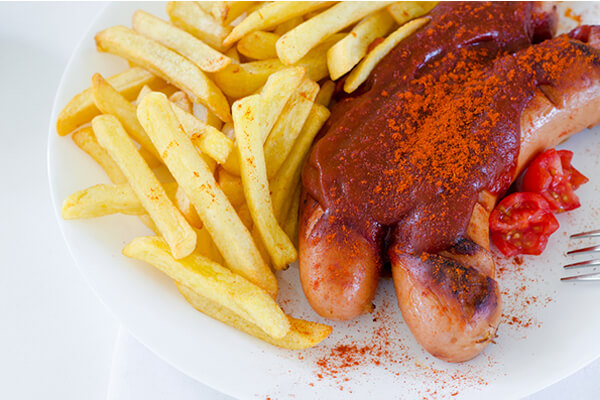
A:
521;149;588;212
489;192;559;257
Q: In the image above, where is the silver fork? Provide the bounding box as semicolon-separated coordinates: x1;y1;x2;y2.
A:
562;229;600;281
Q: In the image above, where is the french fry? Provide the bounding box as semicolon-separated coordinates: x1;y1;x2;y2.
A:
91;73;161;161
283;182;301;245
137;88;234;164
213;35;342;99
251;224;271;268
258;66;305;142
273;16;303;36
195;225;224;264
138;147;163;169
387;1;437;25
177;283;331;349
233;95;297;270
327;10;395;80
61;181;178;219
171;104;233;164
344;16;430;93
235;202;254;231
175;186;204;229
217;168;245;208
192;103;222;129
139;214;159;234
92;115;196;259
315;80;335;106
221;122;235;141
57;67;164;136
95;26;232;123
166;2;231;52
137;92;277;297
123;236;290;338
210;1;258;26
237;31;279;60
132;10;231;73
276;2;394;65
72;126;128;184
271;104;330;221
221;148;241;176
223;1;333;46
212;58;283;99
225;46;240;63
264;78;320;178
72;125;164;232
169;91;192;114
294;33;345;82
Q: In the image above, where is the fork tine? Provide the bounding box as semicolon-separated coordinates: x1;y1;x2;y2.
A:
570;229;600;239
564;259;600;269
566;245;600;256
561;272;600;281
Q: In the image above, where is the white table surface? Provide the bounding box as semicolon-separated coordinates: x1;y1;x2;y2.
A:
0;2;598;399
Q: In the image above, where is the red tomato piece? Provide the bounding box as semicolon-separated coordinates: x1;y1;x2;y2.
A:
521;149;588;212
489;192;559;257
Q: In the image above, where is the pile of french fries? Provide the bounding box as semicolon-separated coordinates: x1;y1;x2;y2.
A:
58;1;434;349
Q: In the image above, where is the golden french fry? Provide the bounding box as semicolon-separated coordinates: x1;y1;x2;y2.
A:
273;16;303;36
294;33;345;82
71;125;164;231
251;224;271;268
137;92;277;297
136;88;233;164
276;2;394;65
233;95;297;270
169;91;192;114
213;35;342;99
344;16;430;93
258;66;305;143
192;102;222;129
387;1;437;25
217;168;245;208
95;26;231;123
138;214;159;234
138;147;163;169
175;186;204;229
223;1;333;46
220;148;241;176
124;236;289;338
235;202;253;231
327;10;395;80
270;104;330;221
166;2;231;52
195;225;223;264
61;181;178;219
57;67;164;136
132;10;231;73
72;126;128;184
264;78;319;178
315;80;335;106
283;182;301;245
225;46;240;63
212;59;282;99
237;31;279;60
172;104;233;164
177;283;331;349
211;1;258;25
92;115;196;259
221;122;235;141
91;73;161;161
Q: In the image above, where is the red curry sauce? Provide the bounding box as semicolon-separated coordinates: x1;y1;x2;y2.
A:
302;2;596;255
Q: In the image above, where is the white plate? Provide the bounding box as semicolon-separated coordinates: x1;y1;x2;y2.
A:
48;2;600;399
